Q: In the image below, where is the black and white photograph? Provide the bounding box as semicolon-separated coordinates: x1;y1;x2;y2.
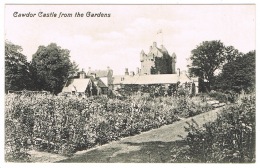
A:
2;1;257;165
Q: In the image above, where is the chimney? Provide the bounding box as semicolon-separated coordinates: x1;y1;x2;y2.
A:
177;68;180;76
153;42;157;48
80;69;86;79
91;73;96;79
125;68;129;75
161;45;164;49
149;46;152;51
136;67;140;75
130;71;135;76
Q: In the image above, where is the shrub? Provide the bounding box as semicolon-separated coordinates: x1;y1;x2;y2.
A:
209;90;238;103
171;94;255;163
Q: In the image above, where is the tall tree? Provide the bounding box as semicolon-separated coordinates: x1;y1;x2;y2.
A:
189;40;226;91
214;50;255;93
224;46;243;63
31;43;76;94
5;40;32;93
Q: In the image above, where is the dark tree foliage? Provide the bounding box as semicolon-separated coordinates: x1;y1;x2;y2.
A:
31;43;77;94
213;51;255;93
224;46;244;63
189;40;226;91
5;41;33;93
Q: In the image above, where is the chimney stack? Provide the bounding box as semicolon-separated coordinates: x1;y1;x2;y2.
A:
125;68;129;75
161;45;164;49
136;67;140;75
153;42;157;48
80;69;86;79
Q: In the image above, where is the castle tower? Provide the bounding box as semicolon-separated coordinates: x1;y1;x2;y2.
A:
140;46;155;75
139;42;177;75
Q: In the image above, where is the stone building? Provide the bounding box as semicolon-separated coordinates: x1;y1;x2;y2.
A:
62;68;113;96
140;42;177;75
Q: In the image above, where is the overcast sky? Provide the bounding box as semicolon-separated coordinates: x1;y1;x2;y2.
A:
5;5;255;75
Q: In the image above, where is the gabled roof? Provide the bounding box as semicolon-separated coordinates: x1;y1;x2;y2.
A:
87;70;111;78
112;73;191;85
148;47;163;57
94;78;107;88
158;46;169;55
146;44;170;58
62;78;91;93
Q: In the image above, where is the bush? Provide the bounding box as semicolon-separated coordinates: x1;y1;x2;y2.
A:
171;94;255;163
209;90;238;103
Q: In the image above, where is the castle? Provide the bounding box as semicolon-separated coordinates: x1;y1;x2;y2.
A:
62;41;198;96
139;42;177;75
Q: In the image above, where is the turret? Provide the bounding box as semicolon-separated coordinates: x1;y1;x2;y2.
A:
140;50;145;62
172;53;177;63
171;53;177;74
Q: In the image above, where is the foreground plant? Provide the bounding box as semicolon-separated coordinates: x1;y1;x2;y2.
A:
171;94;255;163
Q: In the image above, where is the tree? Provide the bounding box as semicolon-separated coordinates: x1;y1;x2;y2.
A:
214;51;255;93
224;46;243;63
5;40;32;93
31;43;77;94
68;61;79;78
189;40;226;91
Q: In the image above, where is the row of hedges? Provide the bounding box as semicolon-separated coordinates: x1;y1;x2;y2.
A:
5;94;212;162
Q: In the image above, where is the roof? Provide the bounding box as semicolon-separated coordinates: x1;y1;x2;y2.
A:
62;78;91;92
94;78;107;88
113;73;191;85
142;43;177;59
113;75;139;85
87;70;111;78
158;45;169;55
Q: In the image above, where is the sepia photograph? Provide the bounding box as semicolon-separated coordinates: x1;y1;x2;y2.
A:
3;2;256;164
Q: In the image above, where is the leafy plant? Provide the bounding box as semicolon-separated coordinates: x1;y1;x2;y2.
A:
171;94;255;163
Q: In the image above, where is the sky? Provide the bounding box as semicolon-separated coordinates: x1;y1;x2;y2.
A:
5;4;255;75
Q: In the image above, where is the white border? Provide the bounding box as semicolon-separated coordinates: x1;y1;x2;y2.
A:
0;1;258;168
